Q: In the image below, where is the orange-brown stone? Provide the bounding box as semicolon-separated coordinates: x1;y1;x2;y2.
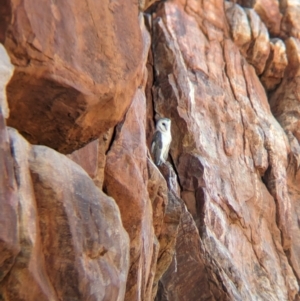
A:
2;0;144;153
0;128;130;301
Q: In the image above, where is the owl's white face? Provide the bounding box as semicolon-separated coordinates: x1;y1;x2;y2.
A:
156;118;171;133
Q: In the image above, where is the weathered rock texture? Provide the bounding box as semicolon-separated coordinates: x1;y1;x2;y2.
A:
0;126;130;301
0;46;18;285
0;44;13;118
151;1;300;300
1;0;144;153
2;0;300;300
1;44;130;301
234;0;282;36
261;38;288;91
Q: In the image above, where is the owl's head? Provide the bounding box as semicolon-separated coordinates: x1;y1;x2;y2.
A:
156;118;171;133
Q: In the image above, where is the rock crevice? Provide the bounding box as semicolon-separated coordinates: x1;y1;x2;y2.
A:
1;0;300;300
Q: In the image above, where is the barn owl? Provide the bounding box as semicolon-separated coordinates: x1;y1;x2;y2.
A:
151;118;172;166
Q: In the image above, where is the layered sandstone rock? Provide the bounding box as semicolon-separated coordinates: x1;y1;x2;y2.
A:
261;38;288;91
226;2;270;75
0;127;130;301
1;0;144;153
150;162;182;300
225;2;252;55
281;0;300;39
234;0;282;36
0;45;13;118
104;86;156;301
269;37;300;284
156;205;228;301
151;1;299;300
226;1;288;91
2;0;300;301
0;45;130;301
0;46;19;285
270;37;300;151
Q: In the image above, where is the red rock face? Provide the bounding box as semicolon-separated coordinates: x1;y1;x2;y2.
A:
151;1;299;300
269;37;300;284
0;0;11;43
0;128;130;301
67;139;99;179
0;112;19;286
281;2;300;39
0;44;130;301
0;45;19;286
2;0;300;300
235;0;282;36
2;0;144;153
105;87;155;301
157;205;229;301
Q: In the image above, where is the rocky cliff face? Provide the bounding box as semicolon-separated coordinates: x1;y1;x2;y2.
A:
1;0;300;300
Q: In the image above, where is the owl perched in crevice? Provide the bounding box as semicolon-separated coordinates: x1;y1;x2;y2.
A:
151;118;172;166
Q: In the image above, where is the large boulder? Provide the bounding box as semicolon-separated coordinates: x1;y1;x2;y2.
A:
1;0;144;153
0;128;130;301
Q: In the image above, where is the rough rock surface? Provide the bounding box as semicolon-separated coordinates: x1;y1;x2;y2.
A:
261;38;288;91
156;205;228;301
0;49;130;300
150;162;182;300
269;37;300;284
281;1;300;39
0;128;130;301
1;0;144;153
151;1;299;300
226;2;270;75
0;45;19;284
67;139;99;179
2;0;300;301
225;2;252;56
104;86;156;301
270;37;300;145
234;0;282;36
0;44;13;119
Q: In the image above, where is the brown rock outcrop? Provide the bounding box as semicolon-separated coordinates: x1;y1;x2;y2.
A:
226;3;270;75
226;1;288;91
270;37;300;145
1;128;59;301
281;1;300;39
67;128;114;190
0;45;13;118
103;19;157;300
225;2;252;55
104;86;155;301
67;139;99;179
245;8;270;75
269;37;300;283
0;45;19;284
151;1;299;299
234;0;282;36
261;38;288;91
0;113;19;285
1;0;144;153
3;0;300;300
0;0;11;44
0;128;130;301
156;205;228;301
150;162;182;300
